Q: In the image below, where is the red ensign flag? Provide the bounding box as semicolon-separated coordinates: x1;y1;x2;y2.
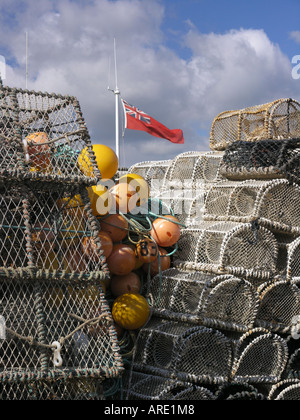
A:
121;99;184;144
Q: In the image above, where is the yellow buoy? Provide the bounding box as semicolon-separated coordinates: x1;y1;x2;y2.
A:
78;144;118;179
112;292;150;330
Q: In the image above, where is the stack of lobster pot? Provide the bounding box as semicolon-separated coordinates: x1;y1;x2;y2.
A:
0;79;123;400
125;98;300;400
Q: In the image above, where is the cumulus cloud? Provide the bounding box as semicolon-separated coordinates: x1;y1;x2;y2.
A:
0;0;299;167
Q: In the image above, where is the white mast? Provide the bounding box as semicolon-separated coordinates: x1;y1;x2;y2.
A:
108;38;120;160
25;31;28;89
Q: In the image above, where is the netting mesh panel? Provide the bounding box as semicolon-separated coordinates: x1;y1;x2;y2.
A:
255;281;300;334
192;151;224;184
219;138;300;184
0;278;123;385
232;329;288;384
163;152;206;186
287;237;300;283
132;318;233;385
269;380;300;400
0;377;104;400
0;85;100;184
203;179;300;235
0;182;109;281
175;222;278;280
210;98;300;151
125;371;216;400
147;268;259;332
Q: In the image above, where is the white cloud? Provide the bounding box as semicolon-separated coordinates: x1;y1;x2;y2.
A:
0;1;299;167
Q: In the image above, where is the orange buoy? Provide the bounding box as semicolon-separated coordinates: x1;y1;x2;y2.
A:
81;231;113;260
112;292;150;330
143;247;171;276
100;214;128;242
110;272;141;297
106;243;136;276
150;215;181;247
25;132;51;170
136;238;158;263
109;183;136;214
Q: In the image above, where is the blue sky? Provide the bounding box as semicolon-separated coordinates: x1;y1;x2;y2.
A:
0;0;299;167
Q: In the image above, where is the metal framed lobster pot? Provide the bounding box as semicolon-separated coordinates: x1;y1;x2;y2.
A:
0;181;110;282
210;98;300;151
203;179;300;235
0;276;123;399
0;83;101;185
219;138;300;184
174;221;278;282
146;268;259;333
125;370;216;400
131;318;233;386
287;236;300;284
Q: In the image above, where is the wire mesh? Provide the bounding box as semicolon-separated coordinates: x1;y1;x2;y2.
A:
203;179;300;235
287;236;300;284
268;379;300;400
210;98;300;151
174;221;278;281
219;138;300;184
0;84;100;184
147;268;259;333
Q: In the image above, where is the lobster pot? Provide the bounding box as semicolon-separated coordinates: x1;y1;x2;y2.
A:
0;182;110;281
147;268;259;333
231;328;288;385
192;151;225;185
217;382;266;400
0;84;100;185
132;318;233;385
128;159;172;197
287;237;300;284
219;138;300;184
255;280;300;334
0;277;123;399
268;380;300;400
184;191;206;228
174;222;278;281
203;179;300;235
210;98;300;151
125;371;216;400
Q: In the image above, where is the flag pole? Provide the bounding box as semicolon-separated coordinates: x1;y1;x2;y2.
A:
108;38;120;160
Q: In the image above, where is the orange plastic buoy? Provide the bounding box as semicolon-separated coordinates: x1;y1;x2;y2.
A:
110;272;141;297
106;244;136;276
143;247;171;276
150;215;181;247
112;293;150;330
100;214;128;242
25;132;51;170
109;183;136;214
136;238;158;263
81;231;113;260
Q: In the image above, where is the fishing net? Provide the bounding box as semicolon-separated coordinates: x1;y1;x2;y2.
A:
269;379;300;400
146;268;259;333
203;179;300;235
216;382;266;400
0;83;100;184
219;138;300;184
0;181;109;281
210;98;300;151
174;221;278;281
125;371;216;400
